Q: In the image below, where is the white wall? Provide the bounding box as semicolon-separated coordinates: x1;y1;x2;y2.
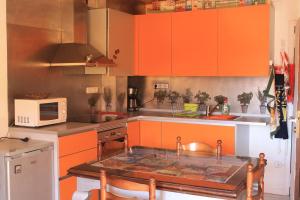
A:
0;0;8;137
273;0;300;64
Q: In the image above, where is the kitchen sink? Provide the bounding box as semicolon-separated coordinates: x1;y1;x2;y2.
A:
173;112;238;121
199;115;239;120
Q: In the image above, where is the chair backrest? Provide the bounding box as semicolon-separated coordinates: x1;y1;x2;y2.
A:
246;153;267;200
176;136;222;158
100;170;156;200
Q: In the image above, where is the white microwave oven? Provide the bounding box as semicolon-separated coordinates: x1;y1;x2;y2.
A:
14;98;67;127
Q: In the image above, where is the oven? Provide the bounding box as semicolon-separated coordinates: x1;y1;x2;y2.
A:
97;126;127;160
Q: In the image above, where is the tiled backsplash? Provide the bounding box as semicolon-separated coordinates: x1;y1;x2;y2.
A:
128;76;271;114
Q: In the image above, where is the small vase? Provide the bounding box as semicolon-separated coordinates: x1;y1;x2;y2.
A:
259;105;267;114
89;106;97;123
105;103;112;112
241;104;248;113
198;103;207;112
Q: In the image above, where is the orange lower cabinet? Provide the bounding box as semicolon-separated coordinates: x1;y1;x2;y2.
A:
59;148;97;177
127;121;141;147
161;122;235;155
59;130;97;157
59;176;76;200
140;121;162;148
89;190;99;200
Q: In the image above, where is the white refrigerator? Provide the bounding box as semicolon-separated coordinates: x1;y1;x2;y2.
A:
0;139;54;200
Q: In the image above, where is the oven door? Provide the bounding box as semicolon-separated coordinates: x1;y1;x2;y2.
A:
98;127;127;160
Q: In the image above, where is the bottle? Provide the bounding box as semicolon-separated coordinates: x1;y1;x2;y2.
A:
222;98;230;115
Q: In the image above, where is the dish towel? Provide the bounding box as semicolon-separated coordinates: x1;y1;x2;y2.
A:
273;73;288;139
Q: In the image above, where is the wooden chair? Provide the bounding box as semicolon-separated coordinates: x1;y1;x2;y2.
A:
100;170;156;200
98;134;128;161
246;153;267;200
176;136;222;158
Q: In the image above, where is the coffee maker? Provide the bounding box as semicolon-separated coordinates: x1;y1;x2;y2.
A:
128;88;139;112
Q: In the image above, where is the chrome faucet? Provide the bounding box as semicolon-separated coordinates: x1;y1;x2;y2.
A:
206;104;220;116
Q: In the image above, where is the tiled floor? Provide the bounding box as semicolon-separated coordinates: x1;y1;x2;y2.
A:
265;193;290;200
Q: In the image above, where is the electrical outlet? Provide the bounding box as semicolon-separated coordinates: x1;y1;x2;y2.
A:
154;83;169;89
86;87;99;94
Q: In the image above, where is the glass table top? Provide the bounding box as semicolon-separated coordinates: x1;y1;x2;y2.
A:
92;146;253;184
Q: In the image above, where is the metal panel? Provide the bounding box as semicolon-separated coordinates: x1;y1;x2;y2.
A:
7;0;61;31
0;156;8;200
7;0;103;123
128;76;269;114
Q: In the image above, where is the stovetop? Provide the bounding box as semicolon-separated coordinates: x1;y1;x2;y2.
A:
69;112;128;123
68;112;128;132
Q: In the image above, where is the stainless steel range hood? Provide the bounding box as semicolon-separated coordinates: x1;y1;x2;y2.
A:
50;43;115;67
50;0;114;71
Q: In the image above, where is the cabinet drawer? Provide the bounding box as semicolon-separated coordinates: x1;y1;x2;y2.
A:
59;148;97;177
59;130;97;157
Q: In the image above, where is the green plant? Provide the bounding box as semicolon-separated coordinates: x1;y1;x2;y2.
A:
214;95;227;105
257;88;267;105
103;87;112;105
167;90;180;104
154;89;167;103
88;93;100;107
195;91;211;104
237;92;253;105
182;88;193;103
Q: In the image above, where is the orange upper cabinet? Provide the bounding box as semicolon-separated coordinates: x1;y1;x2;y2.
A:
218;5;270;76
172;10;218;76
136;13;172;76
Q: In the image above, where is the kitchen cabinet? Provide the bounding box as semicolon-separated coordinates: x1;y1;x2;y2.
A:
161;122;235;155
140;121;162;148
172;10;218;76
88;8;137;76
59;176;76;200
59;130;97;200
59;148;97;177
59;130;97;157
218;5;270;76
127;121;141;147
135;13;172;76
108;9;137;76
127;120;234;154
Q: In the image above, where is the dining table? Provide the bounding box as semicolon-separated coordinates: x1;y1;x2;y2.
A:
69;146;258;200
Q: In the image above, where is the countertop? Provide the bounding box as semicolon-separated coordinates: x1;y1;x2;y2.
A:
9;110;270;137
9;122;100;137
127;111;270;126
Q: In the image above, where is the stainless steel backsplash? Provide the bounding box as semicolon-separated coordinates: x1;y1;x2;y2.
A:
7;0;102;124
128;76;271;114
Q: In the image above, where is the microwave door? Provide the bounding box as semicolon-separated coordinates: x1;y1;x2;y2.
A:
39;102;59;121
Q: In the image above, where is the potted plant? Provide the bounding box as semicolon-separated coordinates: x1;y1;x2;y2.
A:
257;88;267;114
213;95;227;112
88;93;100;122
195;91;211;111
182;88;193;103
103;87;112;111
237;92;253;113
154;89;167;104
167;90;180;105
